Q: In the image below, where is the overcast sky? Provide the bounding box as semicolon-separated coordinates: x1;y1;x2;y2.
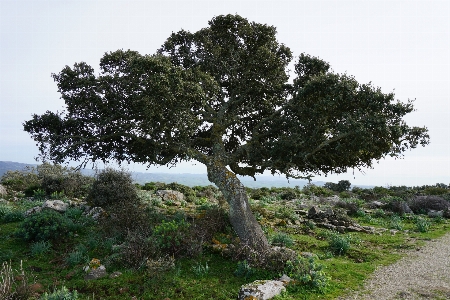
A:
1;0;449;187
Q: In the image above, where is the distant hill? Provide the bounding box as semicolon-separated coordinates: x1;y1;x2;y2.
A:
0;161;320;188
0;161;37;177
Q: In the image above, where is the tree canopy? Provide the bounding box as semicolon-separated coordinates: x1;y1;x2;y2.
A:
24;15;429;178
24;14;429;253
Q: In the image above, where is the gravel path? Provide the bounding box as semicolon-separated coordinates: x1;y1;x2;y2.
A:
340;233;450;299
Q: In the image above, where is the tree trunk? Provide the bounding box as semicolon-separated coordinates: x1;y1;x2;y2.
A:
206;161;270;254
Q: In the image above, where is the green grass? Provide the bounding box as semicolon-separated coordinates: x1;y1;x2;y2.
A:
2;191;450;299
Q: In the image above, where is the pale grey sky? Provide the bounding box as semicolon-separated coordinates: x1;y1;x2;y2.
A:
1;0;449;187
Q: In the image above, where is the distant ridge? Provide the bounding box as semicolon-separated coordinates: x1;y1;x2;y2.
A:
0;161;318;188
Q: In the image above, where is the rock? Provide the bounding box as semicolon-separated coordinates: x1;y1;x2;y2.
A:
443;208;450;219
0;184;7;196
278;274;292;284
428;210;444;218
156;190;184;202
238;280;286;300
86;206;106;220
300;252;317;258
109;271;122;278
324;207;334;217
308;206;321;218
85;265;107;280
42;200;68;212
24;206;42;216
368;201;385;209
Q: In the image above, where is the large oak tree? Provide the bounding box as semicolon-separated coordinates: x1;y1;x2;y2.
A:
24;14;429;254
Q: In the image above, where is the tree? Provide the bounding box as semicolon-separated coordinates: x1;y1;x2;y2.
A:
24;14;429;254
324;180;351;192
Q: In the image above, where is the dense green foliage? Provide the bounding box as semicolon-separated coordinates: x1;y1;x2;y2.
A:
87;168;138;208
23;15;429;179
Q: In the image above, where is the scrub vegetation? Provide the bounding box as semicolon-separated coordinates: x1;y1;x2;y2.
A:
1;164;450;299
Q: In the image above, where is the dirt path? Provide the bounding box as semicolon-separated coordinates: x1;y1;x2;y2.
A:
340;233;450;299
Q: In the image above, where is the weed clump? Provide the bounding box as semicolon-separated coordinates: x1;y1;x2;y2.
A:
40;286;79;300
283;257;330;293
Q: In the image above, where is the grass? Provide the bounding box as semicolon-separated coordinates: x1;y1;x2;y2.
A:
2;187;450;299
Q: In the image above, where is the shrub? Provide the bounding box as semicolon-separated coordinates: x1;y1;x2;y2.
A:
408;196;449;214
388;215;404;230
327;232;354;256
65;250;87;267
146;256;175;277
423;186;449;196
0;167;40;192
283;257;330;293
33;188;46;200
30;241;52;257
159;182;196;199
16;209;78;242
302;184;334;197
191;261;209;277
40;286;79;300
275;206;299;221
87;168;138;208
324;180;351;192
250;187;271;200
414;217;430;233
152;219;191;256
280;189;298;200
234;260;255;279
270;232;294;247
118;230;154;269
36;163;93;198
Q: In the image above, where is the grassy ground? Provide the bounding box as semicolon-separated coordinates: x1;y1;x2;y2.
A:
1;189;450;299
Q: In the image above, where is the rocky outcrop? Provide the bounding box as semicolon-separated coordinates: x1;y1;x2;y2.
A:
307;206;376;233
42;200;69;212
156;190;184;203
238;279;286;300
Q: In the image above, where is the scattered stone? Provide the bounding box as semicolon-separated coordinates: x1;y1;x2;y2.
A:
42;200;68;212
428;210;444;218
308;206;320;218
278;274;292;284
368;201;385;209
86;206;106;220
300;252;317;258
238;280;286;300
156;190;185;202
84;265;107;280
24;206;42;216
109;271;122;278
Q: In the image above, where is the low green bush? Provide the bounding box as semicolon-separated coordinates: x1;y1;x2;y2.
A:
283;257;330;293
40;286;79;300
30;240;52;257
327;232;355;256
234;260;255;279
302;184;334;197
16;209;81;242
152;219;191;256
270;232;294;247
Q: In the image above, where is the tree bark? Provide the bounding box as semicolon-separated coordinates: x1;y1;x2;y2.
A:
206;161;270;254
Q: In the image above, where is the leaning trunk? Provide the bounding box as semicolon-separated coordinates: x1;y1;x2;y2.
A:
206;162;270;254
